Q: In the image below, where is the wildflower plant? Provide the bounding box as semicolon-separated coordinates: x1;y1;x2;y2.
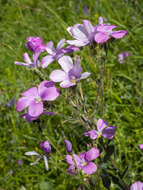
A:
14;17;142;189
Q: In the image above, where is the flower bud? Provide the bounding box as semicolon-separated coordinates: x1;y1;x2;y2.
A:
64;140;72;153
40;140;51;154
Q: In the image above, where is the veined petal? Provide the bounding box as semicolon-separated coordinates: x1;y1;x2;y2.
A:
28;101;43;117
49;70;66;82
58;56;73;73
25;151;40;156
67;39;88;47
40;87;59;101
97;119;108;132
16;97;33;112
23;53;31;64
43;155;49;171
102;126;116;139
94;32;109;43
57;39;66;49
82;20;95;35
21;87;38;97
70;24;88;41
82;162;97;175
41;55;55;68
111;30;128;39
85;148;100;161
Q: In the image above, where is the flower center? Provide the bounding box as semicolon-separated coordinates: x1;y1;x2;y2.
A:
81;160;87;167
106;30;112;36
35;96;42;103
97;131;102;139
71;76;76;84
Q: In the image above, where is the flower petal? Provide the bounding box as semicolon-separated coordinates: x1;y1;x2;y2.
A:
64;140;72;153
84;130;98;140
16;97;33;112
21;87;38;97
67;40;88;47
70;24;88;41
45;41;55;54
85;148;100;161
23;53;31;64
66;155;74;165
130;181;143;190
111;30;128;39
58;56;73;73
25;151;40;156
68;165;75;174
43;155;49;171
60;80;75;88
102;126;116;139
82;20;94;36
14;61;30;67
97;119;108;132
57;38;66;49
94;32;109;43
41;55;55;68
49;70;66;82
97;24;117;32
77;72;90;81
82;162;97;175
28;101;43;117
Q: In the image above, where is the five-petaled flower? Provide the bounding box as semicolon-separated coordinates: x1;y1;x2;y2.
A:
41;39;66;68
66;148;100;175
67;20;95;47
49;56;90;88
84;119;116;140
16;81;59;118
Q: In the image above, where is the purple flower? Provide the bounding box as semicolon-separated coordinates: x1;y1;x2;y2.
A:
49;56;90;88
94;24;128;43
25;36;50;53
6;98;15;107
83;6;89;16
40;140;51;154
118;51;130;64
25;151;49;171
17;160;22;166
139;144;143;151
130;181;143;190
84;119;116;140
66;148;100;175
64;140;72;153
16;80;59;118
14;52;40;68
67;20;95;47
41;39;66;68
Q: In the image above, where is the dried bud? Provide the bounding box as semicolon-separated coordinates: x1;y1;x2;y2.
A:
64;140;72;153
40;140;51;154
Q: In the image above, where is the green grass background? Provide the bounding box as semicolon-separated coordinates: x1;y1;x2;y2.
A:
0;0;143;189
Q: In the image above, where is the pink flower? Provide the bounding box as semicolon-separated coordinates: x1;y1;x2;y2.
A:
16;81;59;118
49;56;90;88
118;51;130;63
94;24;128;43
130;181;143;190
139;144;143;150
84;119;116;140
66;148;100;175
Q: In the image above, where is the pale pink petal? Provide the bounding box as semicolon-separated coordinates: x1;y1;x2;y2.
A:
60;80;75;88
73;154;81;167
21;87;38;98
23;53;31;63
16;97;33;112
57;39;66;49
41;55;55;68
85;148;100;161
97;24;117;32
82;20;95;35
25;151;40;156
45;41;55;54
111;30;128;39
66;155;74;165
84;130;98;140
14;61;30;67
97;119;107;132
40;87;59;101
70;24;88;40
28;101;43;117
58;56;73;73
94;32;109;43
130;181;143;190
77;72;90;81
66;40;88;47
49;70;66;82
82;162;97;175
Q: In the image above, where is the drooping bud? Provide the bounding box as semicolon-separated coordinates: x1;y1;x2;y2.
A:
40;140;51;154
64;140;72;153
